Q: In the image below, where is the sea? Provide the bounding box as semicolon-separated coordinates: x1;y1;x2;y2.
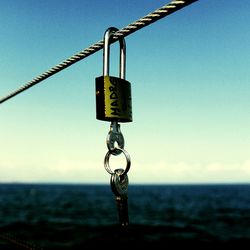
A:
0;183;250;249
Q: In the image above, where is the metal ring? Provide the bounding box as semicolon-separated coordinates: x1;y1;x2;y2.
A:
106;130;125;156
104;148;131;176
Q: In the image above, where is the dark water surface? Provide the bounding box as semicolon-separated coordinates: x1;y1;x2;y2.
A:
0;184;250;249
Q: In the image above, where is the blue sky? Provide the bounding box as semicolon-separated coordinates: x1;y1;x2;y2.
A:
1;0;250;184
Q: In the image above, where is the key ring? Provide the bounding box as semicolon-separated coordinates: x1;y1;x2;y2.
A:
104;147;131;176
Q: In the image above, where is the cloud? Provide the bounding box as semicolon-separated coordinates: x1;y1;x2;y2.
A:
0;159;107;183
1;159;250;183
130;160;250;184
241;160;250;174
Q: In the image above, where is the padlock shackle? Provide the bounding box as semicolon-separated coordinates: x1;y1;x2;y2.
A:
103;27;126;79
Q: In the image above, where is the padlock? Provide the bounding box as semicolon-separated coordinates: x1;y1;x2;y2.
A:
96;27;132;122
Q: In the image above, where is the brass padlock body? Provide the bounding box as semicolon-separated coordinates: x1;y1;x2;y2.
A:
96;76;132;122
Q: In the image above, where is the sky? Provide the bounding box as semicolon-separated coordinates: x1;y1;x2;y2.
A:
0;0;250;184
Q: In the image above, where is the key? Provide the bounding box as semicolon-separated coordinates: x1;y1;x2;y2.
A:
110;168;129;227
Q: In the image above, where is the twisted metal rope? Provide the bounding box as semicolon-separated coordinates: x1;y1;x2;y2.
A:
0;0;197;104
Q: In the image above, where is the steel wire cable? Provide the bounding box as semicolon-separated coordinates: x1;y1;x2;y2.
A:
0;0;197;104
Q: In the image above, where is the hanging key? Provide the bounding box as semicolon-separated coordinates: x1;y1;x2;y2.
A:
110;168;129;227
98;27;132;227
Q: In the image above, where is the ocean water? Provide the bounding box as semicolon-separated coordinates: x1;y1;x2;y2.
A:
0;183;250;249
